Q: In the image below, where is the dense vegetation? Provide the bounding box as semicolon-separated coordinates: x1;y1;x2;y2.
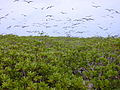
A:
0;34;120;90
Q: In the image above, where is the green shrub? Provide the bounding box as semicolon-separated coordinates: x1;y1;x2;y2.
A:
0;35;120;90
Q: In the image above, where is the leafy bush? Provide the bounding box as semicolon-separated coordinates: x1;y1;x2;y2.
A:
0;34;120;90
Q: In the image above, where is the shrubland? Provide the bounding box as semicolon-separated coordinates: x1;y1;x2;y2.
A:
0;34;120;90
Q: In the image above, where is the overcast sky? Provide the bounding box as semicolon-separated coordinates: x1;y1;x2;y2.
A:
0;0;120;37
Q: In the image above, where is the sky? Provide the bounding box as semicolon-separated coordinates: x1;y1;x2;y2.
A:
0;0;120;37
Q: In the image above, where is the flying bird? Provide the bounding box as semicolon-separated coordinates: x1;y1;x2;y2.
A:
73;19;82;21
46;26;51;28
14;25;20;27
106;15;114;18
82;18;94;21
92;5;101;8
24;0;33;3
105;9;114;12
13;0;19;2
46;6;54;9
46;18;54;21
0;14;9;20
98;26;108;30
85;15;92;17
104;28;108;31
21;26;29;28
6;26;12;29
46;15;53;17
33;7;38;9
98;26;103;29
0;17;5;20
5;14;9;16
0;17;4;19
106;9;120;14
41;7;44;10
115;11;120;14
72;8;74;10
76;31;85;33
60;12;67;14
72;23;81;26
21;14;27;17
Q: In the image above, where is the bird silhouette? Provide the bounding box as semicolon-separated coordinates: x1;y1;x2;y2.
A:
21;26;29;28
98;26;103;29
21;14;27;17
85;15;92;17
13;0;19;2
41;7;44;10
46;6;54;9
60;12;67;14
0;14;9;21
0;17;5;20
46;15;53;17
72;8;74;10
33;7;38;9
98;26;108;30
82;18;94;21
115;11;120;14
46;26;51;28
5;14;9;16
73;19;82;21
6;26;12;29
92;5;101;8
105;9;114;12
106;15;114;18
76;31;84;33
46;18;54;21
105;9;120;14
24;0;33;3
14;25;20;27
72;23;81;26
0;17;4;20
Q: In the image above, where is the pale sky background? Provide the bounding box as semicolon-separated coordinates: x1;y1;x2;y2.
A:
0;0;120;37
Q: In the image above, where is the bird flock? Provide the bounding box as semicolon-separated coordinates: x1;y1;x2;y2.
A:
0;0;120;37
